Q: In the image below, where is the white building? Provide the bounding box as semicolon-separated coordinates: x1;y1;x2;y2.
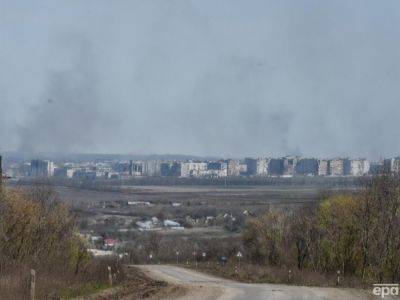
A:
318;160;329;176
256;158;269;176
180;162;208;177
226;159;240;176
205;162;228;177
386;158;400;173
350;159;370;176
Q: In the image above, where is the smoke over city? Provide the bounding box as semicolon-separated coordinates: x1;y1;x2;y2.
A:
17;33;113;155
1;1;400;159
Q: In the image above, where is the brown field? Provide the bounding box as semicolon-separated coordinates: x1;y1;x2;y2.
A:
36;184;355;241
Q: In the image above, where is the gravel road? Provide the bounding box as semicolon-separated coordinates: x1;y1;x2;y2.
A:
137;265;378;300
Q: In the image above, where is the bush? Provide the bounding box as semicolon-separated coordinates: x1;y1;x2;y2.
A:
242;172;400;283
0;184;125;298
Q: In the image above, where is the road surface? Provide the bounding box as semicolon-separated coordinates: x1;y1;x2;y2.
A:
137;265;377;300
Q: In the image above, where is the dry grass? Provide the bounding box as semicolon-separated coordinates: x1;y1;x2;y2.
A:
184;261;373;289
0;261;179;300
84;266;185;300
0;258;125;299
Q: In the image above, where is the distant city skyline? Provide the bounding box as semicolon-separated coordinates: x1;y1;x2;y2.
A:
7;155;400;180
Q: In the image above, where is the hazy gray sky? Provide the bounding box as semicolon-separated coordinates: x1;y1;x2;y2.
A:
1;0;400;159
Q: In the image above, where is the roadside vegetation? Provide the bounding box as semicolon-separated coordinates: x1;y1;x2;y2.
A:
180;172;400;287
0;184;152;299
242;171;400;284
119;172;400;288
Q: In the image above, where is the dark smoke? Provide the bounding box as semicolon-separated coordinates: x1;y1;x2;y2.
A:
1;1;400;159
18;34;113;155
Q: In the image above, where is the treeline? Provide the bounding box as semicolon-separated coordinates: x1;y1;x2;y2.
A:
18;175;367;190
243;172;400;283
0;184;123;298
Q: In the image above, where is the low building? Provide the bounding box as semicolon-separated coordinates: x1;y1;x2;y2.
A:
104;238;117;249
70;165;110;179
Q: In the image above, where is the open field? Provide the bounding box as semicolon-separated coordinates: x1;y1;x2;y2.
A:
48;184;339;238
9;181;359;242
52;184;352;212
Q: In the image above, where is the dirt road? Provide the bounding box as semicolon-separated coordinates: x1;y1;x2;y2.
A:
137;265;377;300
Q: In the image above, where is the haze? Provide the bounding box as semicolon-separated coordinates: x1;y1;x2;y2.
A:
1;0;400;159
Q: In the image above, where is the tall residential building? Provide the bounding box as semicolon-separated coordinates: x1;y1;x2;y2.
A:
142;160;161;176
160;162;181;176
226;159;240;176
350;159;370;176
239;162;248;176
54;167;75;178
180;162;207;177
245;158;268;176
206;161;228;177
330;159;344;176
391;158;400;173
257;158;269;176
30;159;55;177
295;158;318;176
129;160;143;176
283;157;297;176
318;160;330;176
329;158;350;176
245;158;257;176
269;158;284;176
370;161;384;175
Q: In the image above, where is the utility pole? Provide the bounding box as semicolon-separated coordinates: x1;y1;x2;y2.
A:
0;155;3;191
30;269;36;300
0;155;2;182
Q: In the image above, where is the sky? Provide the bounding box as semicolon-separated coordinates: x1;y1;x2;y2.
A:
1;0;400;159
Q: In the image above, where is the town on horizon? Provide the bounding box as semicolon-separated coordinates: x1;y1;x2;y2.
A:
3;154;400;180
